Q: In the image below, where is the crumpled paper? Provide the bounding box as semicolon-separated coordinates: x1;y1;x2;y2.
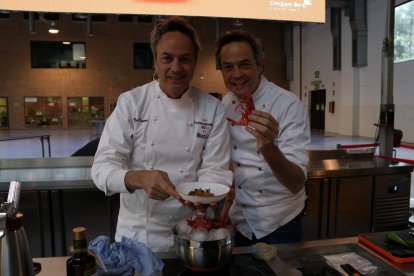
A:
88;236;164;276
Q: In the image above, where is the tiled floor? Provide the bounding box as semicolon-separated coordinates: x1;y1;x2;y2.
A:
0;128;385;157
1;128;412;158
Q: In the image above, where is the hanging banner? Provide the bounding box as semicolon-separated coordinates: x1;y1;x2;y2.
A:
0;0;325;23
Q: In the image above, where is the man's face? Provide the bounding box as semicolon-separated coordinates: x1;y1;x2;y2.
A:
219;41;263;100
154;31;196;99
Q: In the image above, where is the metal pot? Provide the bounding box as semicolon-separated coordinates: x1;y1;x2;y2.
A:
173;226;234;272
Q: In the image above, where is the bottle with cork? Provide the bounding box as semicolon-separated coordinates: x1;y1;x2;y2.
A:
66;227;97;276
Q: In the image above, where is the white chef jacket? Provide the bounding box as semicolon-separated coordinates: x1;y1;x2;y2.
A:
91;81;233;252
222;76;310;240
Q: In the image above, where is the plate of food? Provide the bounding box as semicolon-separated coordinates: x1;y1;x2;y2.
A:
176;182;230;204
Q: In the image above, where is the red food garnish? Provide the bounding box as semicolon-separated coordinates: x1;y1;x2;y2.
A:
227;92;255;126
187;216;225;231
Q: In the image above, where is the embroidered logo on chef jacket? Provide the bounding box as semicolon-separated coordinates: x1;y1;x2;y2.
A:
133;117;148;123
194;119;212;139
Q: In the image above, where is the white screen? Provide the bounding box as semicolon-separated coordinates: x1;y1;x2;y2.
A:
0;0;325;23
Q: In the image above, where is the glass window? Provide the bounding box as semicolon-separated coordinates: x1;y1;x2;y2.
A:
133;43;153;69
0;97;8;130
395;1;414;62
71;14;107;22
67;97;104;128
31;41;86;68
24;97;62;128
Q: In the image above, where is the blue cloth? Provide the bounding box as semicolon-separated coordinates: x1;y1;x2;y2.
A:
89;236;164;276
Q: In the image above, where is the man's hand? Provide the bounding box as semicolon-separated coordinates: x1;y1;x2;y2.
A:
182;200;217;212
246;110;279;152
124;170;181;201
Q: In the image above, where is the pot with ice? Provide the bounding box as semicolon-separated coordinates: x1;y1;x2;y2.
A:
173;216;235;272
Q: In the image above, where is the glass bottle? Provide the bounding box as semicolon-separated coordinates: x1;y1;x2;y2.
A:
66;227;97;276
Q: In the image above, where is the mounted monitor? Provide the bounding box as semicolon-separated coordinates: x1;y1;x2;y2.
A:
0;0;325;23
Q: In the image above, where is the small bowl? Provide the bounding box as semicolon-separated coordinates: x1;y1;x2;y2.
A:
176;182;230;204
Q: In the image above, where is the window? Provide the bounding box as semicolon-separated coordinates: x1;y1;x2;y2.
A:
31;41;86;68
71;14;106;22
24;97;62;128
395;1;414;62
133;43;153;69
0;12;10;19
67;97;104;128
0;97;8;129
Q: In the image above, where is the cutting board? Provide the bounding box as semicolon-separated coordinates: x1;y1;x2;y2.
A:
358;230;414;263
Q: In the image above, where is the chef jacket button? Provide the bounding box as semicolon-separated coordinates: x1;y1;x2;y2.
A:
242;204;246;208
237;163;241;167
154;117;158;121
238;185;242;189
258;167;262;171
156;95;161;99
188;122;193;126
151;143;155;146
233;145;237;150
259;190;263;193
150;166;154;170
180;169;184;173
256;151;261;155
185;147;190;152
232;100;236;104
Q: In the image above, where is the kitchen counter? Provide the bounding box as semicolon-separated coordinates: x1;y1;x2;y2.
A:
307;149;413;178
33;237;414;275
34;247;293;276
1;151;413;189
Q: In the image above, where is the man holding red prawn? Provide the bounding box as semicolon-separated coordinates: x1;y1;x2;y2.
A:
216;30;310;246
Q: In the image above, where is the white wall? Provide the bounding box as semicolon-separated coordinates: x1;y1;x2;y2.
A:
291;0;414;143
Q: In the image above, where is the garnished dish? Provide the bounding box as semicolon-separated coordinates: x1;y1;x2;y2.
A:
176;182;230;204
188;188;214;197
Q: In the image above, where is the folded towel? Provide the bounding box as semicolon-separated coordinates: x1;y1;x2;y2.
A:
89;236;164;276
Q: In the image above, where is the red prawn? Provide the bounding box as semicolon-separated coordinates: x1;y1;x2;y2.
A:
226;92;255;126
187;216;223;231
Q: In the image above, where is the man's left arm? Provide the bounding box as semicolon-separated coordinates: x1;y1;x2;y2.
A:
246;102;310;194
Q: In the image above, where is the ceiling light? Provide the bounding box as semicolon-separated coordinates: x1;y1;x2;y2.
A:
233;19;244;27
48;22;59;34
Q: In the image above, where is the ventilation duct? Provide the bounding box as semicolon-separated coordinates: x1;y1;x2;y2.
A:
330;7;341;70
349;0;367;67
29;12;35;33
283;24;293;81
87;14;93;35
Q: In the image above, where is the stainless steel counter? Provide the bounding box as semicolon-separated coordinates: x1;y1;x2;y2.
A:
0;150;412;190
0;157;95;190
307;149;414;178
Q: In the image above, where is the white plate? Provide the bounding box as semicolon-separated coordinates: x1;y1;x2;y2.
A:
176;182;230;204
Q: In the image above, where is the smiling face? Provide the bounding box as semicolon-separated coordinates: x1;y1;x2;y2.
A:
219;41;263;100
154;31;196;99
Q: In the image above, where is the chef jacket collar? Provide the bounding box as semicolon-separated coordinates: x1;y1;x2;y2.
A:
251;75;267;102
154;81;193;103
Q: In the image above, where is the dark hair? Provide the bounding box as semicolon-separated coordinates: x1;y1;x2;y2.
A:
215;30;265;69
150;16;201;60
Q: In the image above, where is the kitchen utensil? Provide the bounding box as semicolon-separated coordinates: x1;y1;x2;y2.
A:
0;181;34;276
173;225;234;271
385;232;414;247
176;182;230;204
